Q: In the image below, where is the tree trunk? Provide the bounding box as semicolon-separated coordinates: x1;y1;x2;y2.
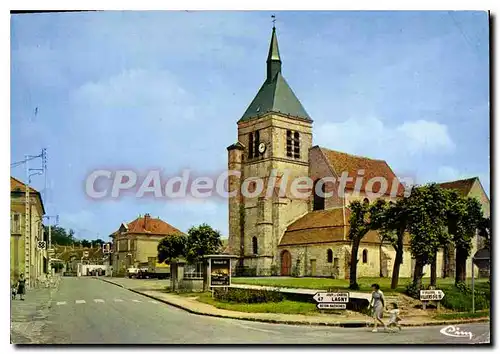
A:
379;240;384;277
349;238;361;290
391;247;403;289
455;247;467;284
430;253;437;287
412;257;424;290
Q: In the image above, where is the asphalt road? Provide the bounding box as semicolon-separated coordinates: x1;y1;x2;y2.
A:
28;277;490;344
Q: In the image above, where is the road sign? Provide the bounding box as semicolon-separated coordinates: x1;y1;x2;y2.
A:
37;241;46;250
317;303;347;310
420;289;445;301
313;292;349;303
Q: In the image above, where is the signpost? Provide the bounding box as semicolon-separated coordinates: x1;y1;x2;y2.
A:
420;290;445;301
420;289;445;310
37;241;46;250
313;292;349;310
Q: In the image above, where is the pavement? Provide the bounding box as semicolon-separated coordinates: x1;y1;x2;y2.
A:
10;276;62;344
10;276;491;344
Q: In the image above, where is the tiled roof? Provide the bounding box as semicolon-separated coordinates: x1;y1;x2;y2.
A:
11;176;39;194
10;176;45;214
436;177;477;197
111;214;184;237
318;147;405;197
279;208;410;246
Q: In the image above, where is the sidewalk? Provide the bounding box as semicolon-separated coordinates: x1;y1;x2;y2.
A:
10;276;61;344
99;277;489;328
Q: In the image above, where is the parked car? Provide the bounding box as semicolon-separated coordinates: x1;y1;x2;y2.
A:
127;267;139;278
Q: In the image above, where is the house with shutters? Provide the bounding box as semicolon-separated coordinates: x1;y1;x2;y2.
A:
110;213;184;274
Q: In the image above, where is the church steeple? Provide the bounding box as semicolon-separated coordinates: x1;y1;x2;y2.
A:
266;26;282;82
239;20;312;123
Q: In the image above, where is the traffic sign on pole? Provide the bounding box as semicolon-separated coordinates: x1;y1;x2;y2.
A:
420;289;445;301
313;292;349;303
317;303;346;310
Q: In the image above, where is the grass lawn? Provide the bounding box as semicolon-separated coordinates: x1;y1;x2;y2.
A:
433;310;490;320
193;292;318;315
232;276;489;295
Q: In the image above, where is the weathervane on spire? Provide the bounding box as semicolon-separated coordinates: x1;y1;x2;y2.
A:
271;14;276;28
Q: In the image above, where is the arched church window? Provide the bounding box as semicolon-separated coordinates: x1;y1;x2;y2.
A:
313;180;325;211
362;249;368;263
293;131;300;158
286;130;292;157
252;237;258;255
249;132;254;159
327;249;333;263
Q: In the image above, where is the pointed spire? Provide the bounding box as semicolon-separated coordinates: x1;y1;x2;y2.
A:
266;24;281;82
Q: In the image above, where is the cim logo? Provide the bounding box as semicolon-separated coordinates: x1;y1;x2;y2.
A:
440;325;473;340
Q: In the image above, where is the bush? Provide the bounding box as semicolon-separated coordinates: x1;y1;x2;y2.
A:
441;282;490;312
214;288;284;304
234;266;257;277
404;282;420;298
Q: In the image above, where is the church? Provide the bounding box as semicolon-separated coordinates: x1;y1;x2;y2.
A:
226;26;488;279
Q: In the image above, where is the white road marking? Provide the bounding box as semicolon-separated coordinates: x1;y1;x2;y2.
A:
94;299;105;303
232;322;280;334
132;299;141;303
149;300;159;304
75;300;86;304
114;299;124;302
56;301;66;306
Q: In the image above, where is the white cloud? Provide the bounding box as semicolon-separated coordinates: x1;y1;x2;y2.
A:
314;116;455;165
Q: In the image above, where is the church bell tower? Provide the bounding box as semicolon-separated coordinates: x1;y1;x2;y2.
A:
227;23;313;274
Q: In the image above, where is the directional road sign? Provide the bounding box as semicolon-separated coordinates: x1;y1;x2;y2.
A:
420;289;445;301
313;292;349;303
317;303;347;310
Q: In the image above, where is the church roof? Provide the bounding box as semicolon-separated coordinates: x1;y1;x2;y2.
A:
436;177;478;196
317;147;405;197
239;27;312;123
279;208;410;246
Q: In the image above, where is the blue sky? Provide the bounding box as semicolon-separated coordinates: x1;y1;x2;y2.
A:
10;11;490;240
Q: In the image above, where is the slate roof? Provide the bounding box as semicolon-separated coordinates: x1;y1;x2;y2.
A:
317;147;405;197
436;177;477;197
239;27;311;123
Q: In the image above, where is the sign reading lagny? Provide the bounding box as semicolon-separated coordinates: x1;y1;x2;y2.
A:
209;258;231;287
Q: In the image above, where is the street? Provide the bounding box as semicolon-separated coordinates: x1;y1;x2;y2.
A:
11;277;490;344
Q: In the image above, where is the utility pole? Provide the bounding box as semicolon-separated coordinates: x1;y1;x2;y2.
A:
23;148;46;288
44;214;59;275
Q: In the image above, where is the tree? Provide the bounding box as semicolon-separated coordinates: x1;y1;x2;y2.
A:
81;240;91;248
157;234;188;264
407;184;450;290
478;217;490;250
94;239;106;247
185;224;223;264
45;226;74;246
347;200;371;290
446;191;484;284
369;199;410;289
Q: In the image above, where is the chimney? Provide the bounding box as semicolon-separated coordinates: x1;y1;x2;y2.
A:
144;213;151;231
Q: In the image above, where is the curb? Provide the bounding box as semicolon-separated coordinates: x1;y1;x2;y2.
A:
97;278;490;328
